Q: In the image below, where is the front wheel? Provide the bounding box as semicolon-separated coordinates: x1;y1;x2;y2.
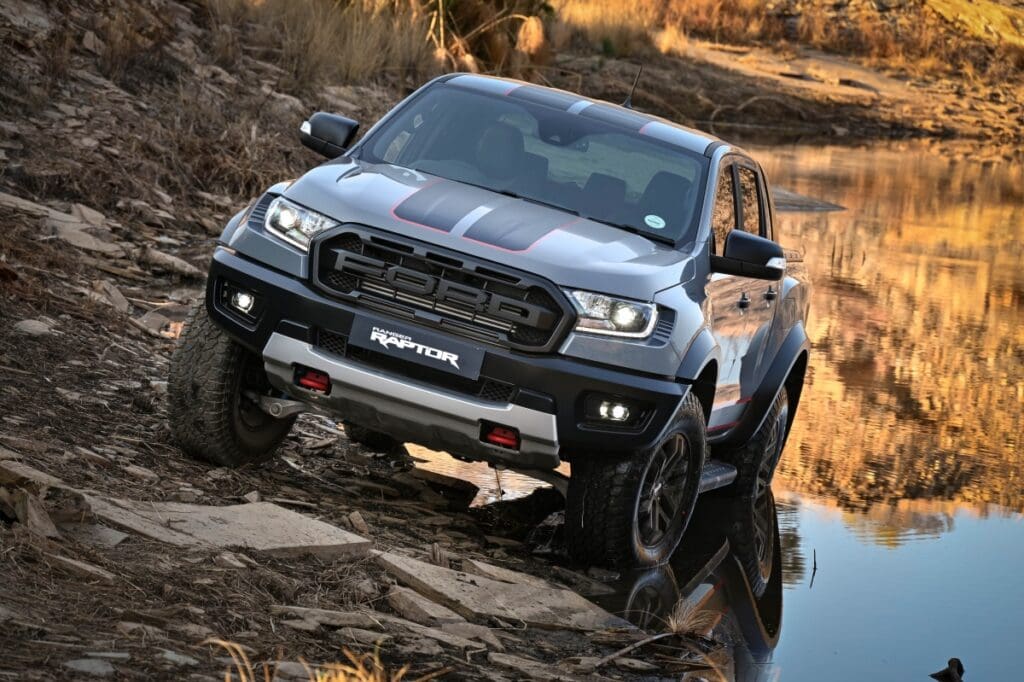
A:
565;393;707;569
168;303;295;467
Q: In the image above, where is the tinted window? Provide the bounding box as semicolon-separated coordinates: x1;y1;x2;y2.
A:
711;165;737;253
737;166;762;235
359;85;709;242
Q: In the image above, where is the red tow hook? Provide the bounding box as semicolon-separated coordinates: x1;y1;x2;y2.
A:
482;423;520;450
296;367;331;394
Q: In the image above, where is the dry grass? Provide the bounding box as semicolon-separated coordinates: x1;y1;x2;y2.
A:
201;0;552;91
204;0;436;91
207;639;448;682
552;0;1024;79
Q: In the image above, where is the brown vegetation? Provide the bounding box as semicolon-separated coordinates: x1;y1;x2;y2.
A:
552;0;1024;81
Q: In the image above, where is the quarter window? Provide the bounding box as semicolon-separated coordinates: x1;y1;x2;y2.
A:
737;166;762;235
711;166;737;253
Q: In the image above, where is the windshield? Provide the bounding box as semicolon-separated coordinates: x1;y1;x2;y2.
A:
357;83;709;243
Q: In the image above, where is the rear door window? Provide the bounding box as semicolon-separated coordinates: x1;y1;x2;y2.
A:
737;166;763;236
711;165;738;254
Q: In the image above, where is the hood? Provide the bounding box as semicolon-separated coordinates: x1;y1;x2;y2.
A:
283;160;691;300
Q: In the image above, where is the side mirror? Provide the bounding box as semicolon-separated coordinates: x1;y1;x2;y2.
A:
710;230;785;281
300;112;360;159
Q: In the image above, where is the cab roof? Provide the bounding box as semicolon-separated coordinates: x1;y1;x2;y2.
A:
439;73;727;157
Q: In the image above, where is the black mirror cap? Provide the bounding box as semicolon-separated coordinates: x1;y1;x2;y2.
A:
300;112;360;159
710;230;786;281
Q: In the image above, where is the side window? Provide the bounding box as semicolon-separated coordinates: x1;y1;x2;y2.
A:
737;166;762;235
711;165;737;253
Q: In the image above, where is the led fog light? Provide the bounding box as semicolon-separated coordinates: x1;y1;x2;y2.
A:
583;393;649;429
230;290;255;314
599;401;631;422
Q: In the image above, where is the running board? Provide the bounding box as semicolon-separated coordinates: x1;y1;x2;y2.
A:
698;459;737;494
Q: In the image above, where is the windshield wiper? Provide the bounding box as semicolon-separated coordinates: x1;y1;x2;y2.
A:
581;215;675;245
491;188;581;216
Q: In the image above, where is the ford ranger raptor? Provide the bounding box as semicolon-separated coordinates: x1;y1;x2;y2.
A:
168;74;810;575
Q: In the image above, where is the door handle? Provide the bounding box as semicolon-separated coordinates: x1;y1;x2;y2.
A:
764;286;777;301
738;292;750;309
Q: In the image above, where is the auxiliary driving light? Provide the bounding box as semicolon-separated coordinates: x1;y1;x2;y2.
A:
230;290;255;314
583;393;648;428
599;400;631;422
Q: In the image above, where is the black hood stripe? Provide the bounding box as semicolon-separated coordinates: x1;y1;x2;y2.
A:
393;179;495;233
462;201;579;252
393;177;580;252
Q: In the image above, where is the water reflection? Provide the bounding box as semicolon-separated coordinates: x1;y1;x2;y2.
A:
755;143;1024;515
592;491;784;681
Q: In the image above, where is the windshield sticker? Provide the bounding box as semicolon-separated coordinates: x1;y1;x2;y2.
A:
645;214;666;229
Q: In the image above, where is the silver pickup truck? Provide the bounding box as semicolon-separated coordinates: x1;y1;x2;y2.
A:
168;74;810;580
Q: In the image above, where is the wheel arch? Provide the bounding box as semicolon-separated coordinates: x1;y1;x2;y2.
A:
712;323;809;449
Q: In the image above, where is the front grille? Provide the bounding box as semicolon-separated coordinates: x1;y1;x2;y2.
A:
313;227;573;352
317;329;516;404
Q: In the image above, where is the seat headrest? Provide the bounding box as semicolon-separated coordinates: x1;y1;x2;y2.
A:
476;124;525;180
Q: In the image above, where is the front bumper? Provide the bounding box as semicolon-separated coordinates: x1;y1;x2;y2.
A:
208;247;689;469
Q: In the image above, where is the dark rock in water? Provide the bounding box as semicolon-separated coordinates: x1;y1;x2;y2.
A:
930;658;964;682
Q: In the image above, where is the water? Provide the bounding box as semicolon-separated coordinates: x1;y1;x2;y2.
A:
413;142;1024;680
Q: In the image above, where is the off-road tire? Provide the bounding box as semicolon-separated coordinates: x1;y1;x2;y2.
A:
342;422;402;452
565;393;707;569
721;389;789;596
168;303;295;467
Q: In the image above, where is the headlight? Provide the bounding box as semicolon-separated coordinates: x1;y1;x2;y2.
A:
264;196;338;251
569;290;658;338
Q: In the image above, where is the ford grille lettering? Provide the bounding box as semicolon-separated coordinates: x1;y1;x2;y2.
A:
333;252;556;329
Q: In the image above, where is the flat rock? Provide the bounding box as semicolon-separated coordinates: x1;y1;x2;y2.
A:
334;627;391;647
13;319;53;336
63;658;115;677
386;585;464;625
87;499;371;560
371;613;480;649
160;649;199;666
441;621;504;650
270;606;380;629
60;523;130;548
45;554;115;583
488;652;585;681
347;511;370;535
376;552;629;632
461;558;554;589
50;220;125;256
0;460;65;487
14;491;59;537
140;247;202;278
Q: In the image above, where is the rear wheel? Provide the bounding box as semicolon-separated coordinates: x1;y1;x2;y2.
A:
566;393;706;569
168;303;295;467
721;389;788;596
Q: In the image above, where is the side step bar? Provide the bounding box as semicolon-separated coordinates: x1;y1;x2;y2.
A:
513;459;737;498
698;459;737;494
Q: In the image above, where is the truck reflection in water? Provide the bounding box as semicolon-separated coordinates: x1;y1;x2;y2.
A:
592;492;783;681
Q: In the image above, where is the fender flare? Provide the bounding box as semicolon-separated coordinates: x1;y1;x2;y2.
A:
712;322;809;448
676;327;721;382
